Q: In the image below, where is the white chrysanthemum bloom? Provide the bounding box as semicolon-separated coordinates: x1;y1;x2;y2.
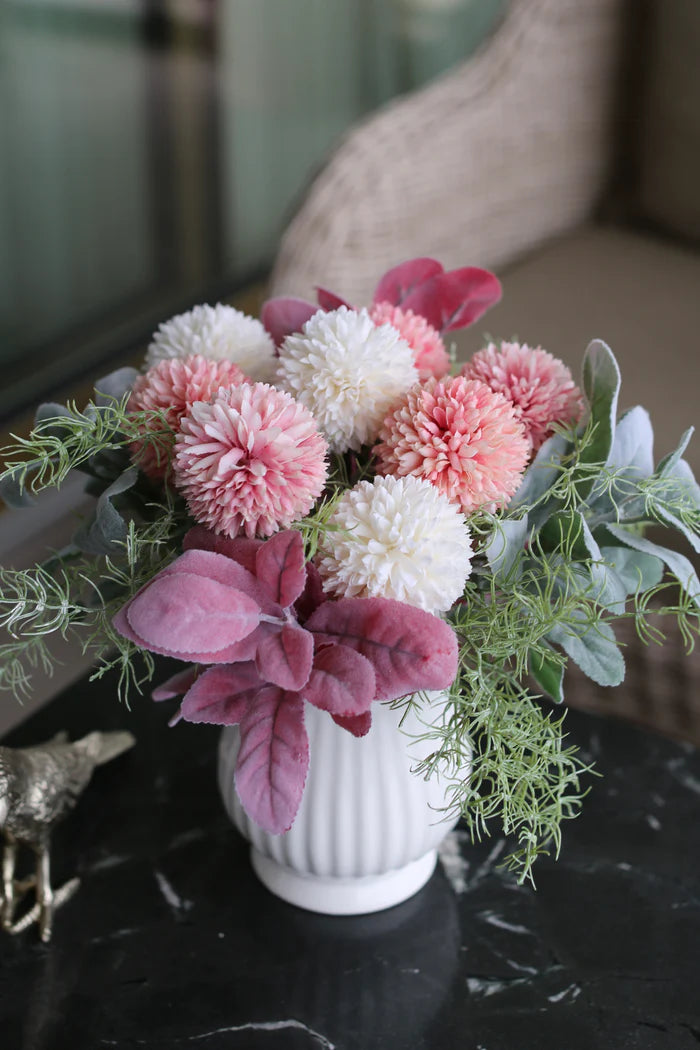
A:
146;304;275;382
317;475;473;614
276;306;418;453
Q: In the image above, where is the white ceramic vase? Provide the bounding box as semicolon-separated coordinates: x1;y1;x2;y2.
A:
217;691;461;915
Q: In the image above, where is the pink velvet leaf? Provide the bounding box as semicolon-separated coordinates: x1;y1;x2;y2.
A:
303;643;375;716
294;561;327;623
255;622;314;691
152;666;199;701
332;711;372;737
235;688;309;833
183;526;262;574
372;258;444;307
401;267;502;332
255;530;307;608
125;572;260;658
261;297;318;347
179;662;263;725
164;548;268;605
315;287;352;311
306;597;458;700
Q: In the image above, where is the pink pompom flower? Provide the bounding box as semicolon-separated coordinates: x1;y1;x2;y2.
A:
369;301;450;380
460;341;584;452
375;376;530;515
173;382;328;538
129;354;249;479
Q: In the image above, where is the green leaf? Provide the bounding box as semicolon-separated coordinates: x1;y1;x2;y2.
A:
605;523;700;611
547;614;625;687
656;427;694;479
576;340;621;498
72;467;139;555
509;431;570;517
484;516;529;581
598;545;664;613
530;646;565;703
0;466;35;508
538;509;597;562
95;367;140;406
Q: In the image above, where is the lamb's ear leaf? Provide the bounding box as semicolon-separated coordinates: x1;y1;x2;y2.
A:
235;688;309;833
655;427;694;479
179;662;262;724
401;267;502;332
509;431;571;523
372;257;444;307
0;466;35;508
72;466;139;554
152;666;199;702
530;647;565;703
576;340;621;497
124;572;260;659
597;546;664;613
306;597;458;700
303;644;376;717
547;614;625;688
255;622;314;691
332;711;372;737
604;524;700;611
316;287;352;311
261;297;317;347
255;530;307;608
484;515;528;582
94;367;139;404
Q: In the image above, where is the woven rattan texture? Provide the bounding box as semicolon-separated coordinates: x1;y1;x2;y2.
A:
269;0;626;305
565;615;700;748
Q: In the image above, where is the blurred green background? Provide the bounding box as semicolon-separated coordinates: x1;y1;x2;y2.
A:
0;0;505;421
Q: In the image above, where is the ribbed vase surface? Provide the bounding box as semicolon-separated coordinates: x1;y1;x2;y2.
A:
218;691;460;914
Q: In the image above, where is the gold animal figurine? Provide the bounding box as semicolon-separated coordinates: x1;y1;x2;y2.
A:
0;729;135;942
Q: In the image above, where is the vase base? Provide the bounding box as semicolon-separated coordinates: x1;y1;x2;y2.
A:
249;847;438;916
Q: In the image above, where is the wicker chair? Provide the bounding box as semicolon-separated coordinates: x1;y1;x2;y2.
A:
268;0;700;746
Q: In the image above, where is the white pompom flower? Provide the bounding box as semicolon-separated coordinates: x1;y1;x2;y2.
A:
276;306;418;453
146;303;275;382
317;475;473;614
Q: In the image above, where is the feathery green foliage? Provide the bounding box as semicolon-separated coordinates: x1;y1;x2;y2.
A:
1;340;699;881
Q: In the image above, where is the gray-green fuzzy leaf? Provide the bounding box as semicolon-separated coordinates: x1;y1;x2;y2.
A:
576;340;621;498
484;516;529;581
605;523;700;610
72;466;139;554
547;614;625;687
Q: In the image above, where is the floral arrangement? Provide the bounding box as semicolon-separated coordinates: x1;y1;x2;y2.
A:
2;258;699;880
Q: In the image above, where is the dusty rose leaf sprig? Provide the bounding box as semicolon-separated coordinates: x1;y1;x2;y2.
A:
114;528;458;833
261;256;502;347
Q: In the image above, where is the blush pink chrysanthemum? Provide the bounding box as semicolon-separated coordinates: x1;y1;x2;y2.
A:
375;376;530;515
128;354;249;479
460;341;584;452
173;382;328;538
369;301;450;380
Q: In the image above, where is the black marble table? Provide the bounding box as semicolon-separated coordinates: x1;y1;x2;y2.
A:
1;668;699;1050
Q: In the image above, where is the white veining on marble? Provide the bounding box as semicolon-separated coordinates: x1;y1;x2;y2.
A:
479;909;532;936
506;960;539;975
467;975;530;998
438;830;470;894
154;870;193;914
468;839;506;890
168;828;208;851
666;758;700;796
547;983;581;1003
187;1020;335;1047
89;853;131;873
